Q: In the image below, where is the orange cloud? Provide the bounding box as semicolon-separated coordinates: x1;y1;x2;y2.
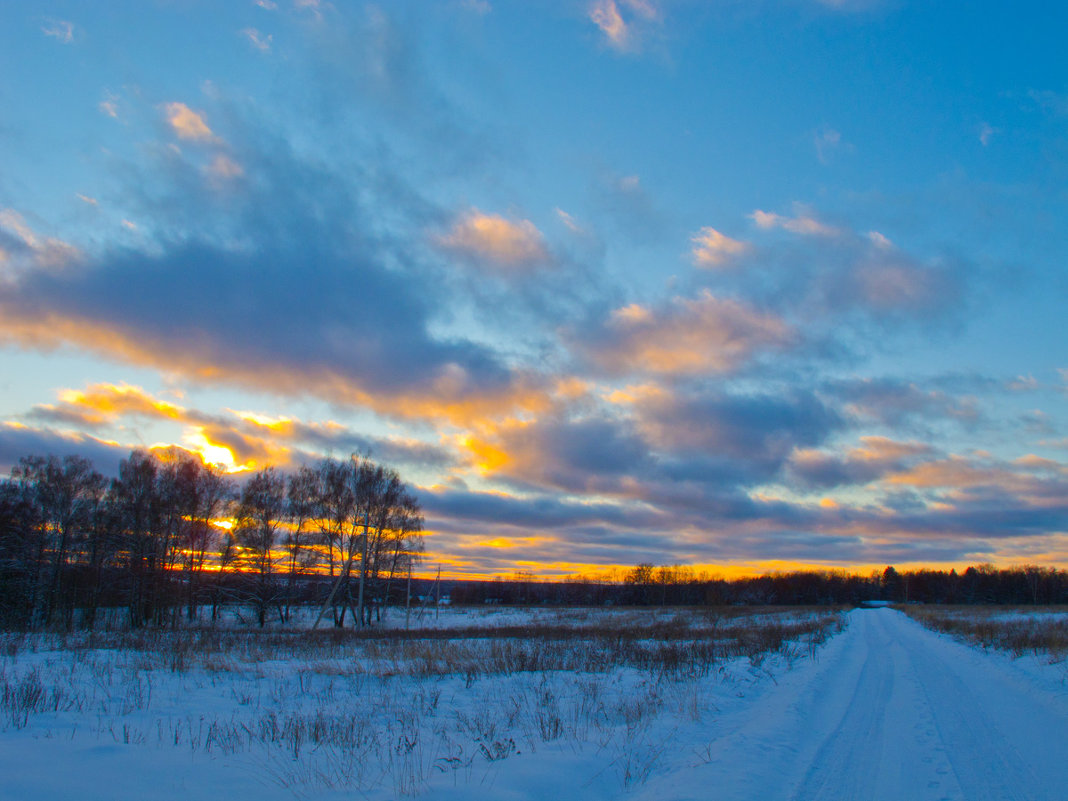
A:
584;290;792;376
751;208;838;237
53;383;184;424
437;209;549;269
850;436;932;462
0;309;552;427
885;457;999;489
161;102;217;143
691;226;748;268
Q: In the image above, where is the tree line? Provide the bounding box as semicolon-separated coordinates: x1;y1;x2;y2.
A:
448;563;1068;607
0;449;423;630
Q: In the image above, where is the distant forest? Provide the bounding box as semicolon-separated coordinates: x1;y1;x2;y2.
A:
1;450;1066;632
450;563;1068;608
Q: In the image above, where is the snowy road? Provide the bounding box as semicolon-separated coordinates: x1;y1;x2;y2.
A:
643;607;1068;801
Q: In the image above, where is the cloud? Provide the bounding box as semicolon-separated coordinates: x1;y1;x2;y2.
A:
42;20;75;44
206;154;244;180
436;209;549;270
0;423;127;477
99;92;120;119
633;387;842;485
1028;89;1068;117
460;413;653;495
30;383;183;426
814;126;843;164
588;0;660;53
867;230;892;249
827;377;979;427
0;91;557;427
240;28;273;52
979;122;998;147
788;436;934;488
590;0;628;47
0;210;81;271
691;227;749;268
18;382;457;473
751;208;839;237
850;257;951;313
721;209;968;331
594;172;663;242
571;290;792;377
555;208;586;235
161;102;218;143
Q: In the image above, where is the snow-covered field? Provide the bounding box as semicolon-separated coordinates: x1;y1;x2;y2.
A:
2;606;1067;800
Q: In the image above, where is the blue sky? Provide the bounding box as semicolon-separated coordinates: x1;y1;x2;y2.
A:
2;0;1066;577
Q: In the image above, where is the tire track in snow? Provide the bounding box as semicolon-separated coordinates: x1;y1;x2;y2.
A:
893;614;1051;801
642;607;1068;801
789;611;895;801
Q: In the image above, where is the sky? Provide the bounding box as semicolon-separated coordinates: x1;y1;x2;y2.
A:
2;0;1067;579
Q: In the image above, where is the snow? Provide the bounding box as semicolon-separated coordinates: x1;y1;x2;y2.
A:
2;607;1067;800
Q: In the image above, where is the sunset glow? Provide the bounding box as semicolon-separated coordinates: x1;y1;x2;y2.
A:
1;1;1066;579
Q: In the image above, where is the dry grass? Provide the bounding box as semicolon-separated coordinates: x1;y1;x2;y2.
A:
11;606;846;678
902;605;1068;661
0;606;847;796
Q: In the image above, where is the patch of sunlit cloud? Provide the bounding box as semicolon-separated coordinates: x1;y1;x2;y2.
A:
437;209;549;270
590;0;629;48
161;102;218;143
589;0;659;53
691;226;748;268
582;290;792;377
53;382;184;424
750;208;839;237
182;429;239;473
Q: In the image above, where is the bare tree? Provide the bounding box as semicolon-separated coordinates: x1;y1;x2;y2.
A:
234;467;286;627
281;464;320;621
12;455;106;629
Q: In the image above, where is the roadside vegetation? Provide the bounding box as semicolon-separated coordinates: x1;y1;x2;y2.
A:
0;607;845;796
901;605;1068;660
